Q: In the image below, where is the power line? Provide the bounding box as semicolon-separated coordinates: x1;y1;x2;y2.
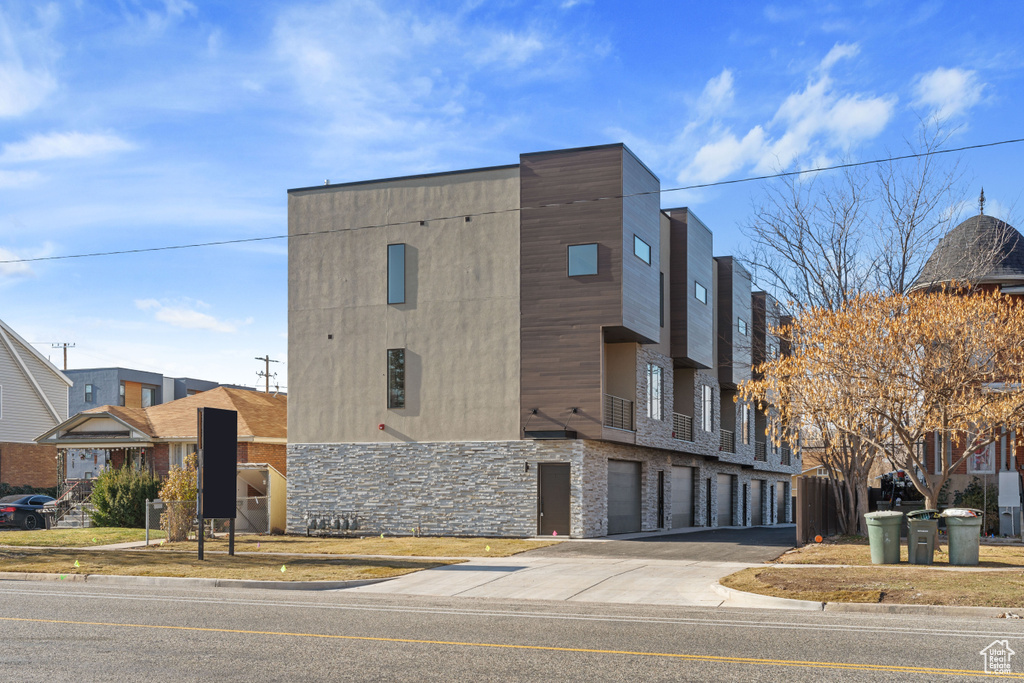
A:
3;135;1022;266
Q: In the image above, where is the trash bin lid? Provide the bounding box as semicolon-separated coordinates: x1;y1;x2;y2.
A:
940;508;983;517
864;511;905;520
907;509;940;519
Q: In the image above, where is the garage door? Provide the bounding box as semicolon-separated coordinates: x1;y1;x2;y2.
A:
607;460;642;534
717;473;734;526
671;466;694;528
751;480;763;526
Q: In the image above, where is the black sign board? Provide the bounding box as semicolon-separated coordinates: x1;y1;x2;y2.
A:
197;407;237;519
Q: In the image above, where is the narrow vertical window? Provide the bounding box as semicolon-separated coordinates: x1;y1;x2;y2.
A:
741;404;750;445
85;384;94;403
738;318;747;336
119;382;125;407
387;243;405;304
646;363;663;420
659;272;665;328
387;349;405;409
702;385;713;432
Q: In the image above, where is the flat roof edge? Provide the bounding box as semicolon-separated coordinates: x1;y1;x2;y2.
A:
288;163;520;194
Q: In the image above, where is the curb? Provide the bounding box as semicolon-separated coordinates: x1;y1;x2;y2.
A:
0;572;395;591
714;581;1022;617
711;582;824;610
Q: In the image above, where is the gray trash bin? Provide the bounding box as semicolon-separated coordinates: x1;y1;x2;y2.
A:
906;509;939;565
941;508;984;566
865;511;904;564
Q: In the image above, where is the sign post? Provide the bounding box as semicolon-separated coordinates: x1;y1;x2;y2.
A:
196;407;238;561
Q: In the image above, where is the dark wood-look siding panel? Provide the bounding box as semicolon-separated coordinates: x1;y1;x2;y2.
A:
716;256;752;387
621;149;661;343
752;291;783;379
668;209;714;367
520;146;625;439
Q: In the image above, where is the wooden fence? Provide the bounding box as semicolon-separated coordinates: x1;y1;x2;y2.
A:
795;476;840;546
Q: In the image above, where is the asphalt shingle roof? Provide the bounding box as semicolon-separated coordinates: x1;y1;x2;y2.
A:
914;214;1024;289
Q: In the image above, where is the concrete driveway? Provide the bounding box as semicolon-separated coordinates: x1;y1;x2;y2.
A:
521;525;797;563
345;526;795;607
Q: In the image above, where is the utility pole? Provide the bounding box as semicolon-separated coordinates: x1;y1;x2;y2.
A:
255;355;279;393
51;342;75;370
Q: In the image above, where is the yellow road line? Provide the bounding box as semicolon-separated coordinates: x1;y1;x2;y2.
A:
1;616;1019;678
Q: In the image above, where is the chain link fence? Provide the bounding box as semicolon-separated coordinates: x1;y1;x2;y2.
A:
145;497;270;543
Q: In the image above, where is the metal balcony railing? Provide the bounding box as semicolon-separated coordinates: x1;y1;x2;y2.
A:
754;441;767;461
781;446;792;466
603;394;634;431
720;429;735;453
672;413;693;441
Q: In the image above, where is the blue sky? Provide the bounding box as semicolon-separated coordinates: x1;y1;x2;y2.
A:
1;0;1021;392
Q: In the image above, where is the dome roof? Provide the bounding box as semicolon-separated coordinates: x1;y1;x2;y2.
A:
913;214;1024;290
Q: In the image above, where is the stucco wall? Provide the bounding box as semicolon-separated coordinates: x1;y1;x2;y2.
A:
288;166;522;444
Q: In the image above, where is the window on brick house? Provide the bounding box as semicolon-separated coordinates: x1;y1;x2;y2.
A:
740;404;750;445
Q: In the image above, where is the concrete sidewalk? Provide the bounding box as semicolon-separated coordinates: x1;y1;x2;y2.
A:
346;555;756;606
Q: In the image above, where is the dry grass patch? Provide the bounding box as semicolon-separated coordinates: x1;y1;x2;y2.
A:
0;528;164;548
722;566;1024;607
775;536;1024;567
150;535;558;557
0;547;453;582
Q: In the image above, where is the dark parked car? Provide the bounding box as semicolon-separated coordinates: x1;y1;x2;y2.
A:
0;494;56;530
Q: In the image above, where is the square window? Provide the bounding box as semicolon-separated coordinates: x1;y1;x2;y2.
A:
738;318;747;336
695;282;707;304
633;235;651;264
568;243;598;276
387;349;405;409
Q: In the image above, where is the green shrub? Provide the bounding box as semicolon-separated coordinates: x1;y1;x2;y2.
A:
90;467;160;528
0;483;58;498
952;477;1000;535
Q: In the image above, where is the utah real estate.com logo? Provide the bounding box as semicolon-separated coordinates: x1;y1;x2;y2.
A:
980;640;1015;674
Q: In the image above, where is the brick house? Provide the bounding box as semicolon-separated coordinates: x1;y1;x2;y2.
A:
37;386;287;487
286;143;800;538
0;317;72;488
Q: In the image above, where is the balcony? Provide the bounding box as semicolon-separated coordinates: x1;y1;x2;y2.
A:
781;446;792;466
720;429;735;453
754;441;767;462
603;394;634;431
672;413;693;442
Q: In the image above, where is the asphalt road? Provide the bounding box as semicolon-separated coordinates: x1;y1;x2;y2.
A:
3;580;1022;681
522;526;798;562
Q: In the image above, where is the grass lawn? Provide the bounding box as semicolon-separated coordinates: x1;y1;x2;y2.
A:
0;547;454;582
722;565;1024;607
720;536;1024;607
776;535;1024;568
0;527;165;548
151;535;560;557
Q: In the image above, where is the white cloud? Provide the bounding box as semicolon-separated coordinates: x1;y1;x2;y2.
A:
0;63;56;117
476;32;545;69
677;43;896;183
1;132;135;163
134;299;240;333
913;67;984;120
0;5;61;117
0;242;54;278
818;43;859;72
0;169;43;187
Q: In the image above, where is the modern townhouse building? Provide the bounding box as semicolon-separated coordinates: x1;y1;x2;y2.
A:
65;367;252;417
286;143;800;538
